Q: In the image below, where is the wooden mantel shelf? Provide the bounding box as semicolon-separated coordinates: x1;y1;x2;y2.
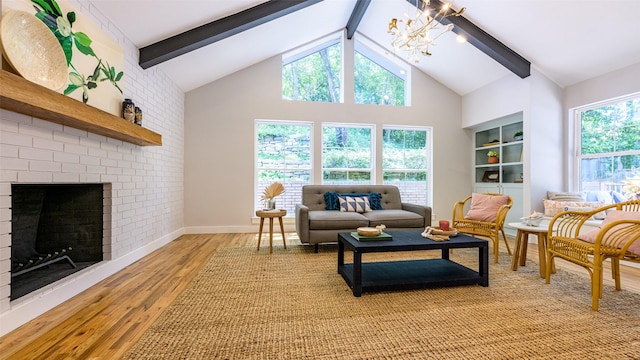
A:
0;70;162;146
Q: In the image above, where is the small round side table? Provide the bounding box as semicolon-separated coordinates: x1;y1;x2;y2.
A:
256;209;287;253
507;222;556;278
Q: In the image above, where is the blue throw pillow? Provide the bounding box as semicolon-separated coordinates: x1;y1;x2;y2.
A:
367;192;383;210
324;191;340;210
611;191;626;203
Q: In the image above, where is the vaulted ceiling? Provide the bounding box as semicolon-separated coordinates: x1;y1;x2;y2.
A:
92;0;640;95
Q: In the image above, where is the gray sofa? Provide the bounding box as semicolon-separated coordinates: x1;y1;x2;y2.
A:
295;185;432;252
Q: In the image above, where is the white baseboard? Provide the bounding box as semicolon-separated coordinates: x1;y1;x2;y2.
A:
0;228;185;337
185;222;296;234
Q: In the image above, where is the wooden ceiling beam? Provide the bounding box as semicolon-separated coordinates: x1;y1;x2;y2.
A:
139;0;323;69
346;0;371;39
408;0;531;78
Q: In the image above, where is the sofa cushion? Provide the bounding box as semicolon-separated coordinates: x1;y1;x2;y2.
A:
325;192;383;210
308;210;369;230
465;193;509;222
364;210;424;228
338;195;371;213
577;210;640;255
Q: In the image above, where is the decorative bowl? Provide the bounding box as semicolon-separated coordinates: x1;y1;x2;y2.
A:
0;10;67;91
357;227;381;236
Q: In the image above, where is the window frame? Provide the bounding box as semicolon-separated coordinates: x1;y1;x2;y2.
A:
321;122;375;185
282;32;344;103
381;125;433;206
254;119;314;214
571;92;640;194
354;35;411;106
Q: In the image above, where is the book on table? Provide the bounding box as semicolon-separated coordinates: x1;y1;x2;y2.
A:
350;232;392;241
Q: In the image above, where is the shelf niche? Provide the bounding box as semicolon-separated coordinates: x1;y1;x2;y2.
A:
0;70;162;146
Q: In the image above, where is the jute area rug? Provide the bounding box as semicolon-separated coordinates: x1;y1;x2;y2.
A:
124;244;640;359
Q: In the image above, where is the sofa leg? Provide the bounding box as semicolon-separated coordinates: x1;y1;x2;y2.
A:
314;243;319;253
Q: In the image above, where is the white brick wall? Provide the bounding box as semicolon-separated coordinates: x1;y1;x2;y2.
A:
0;0;185;334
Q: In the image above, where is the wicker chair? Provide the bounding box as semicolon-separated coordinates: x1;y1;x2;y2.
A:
452;193;513;263
545;200;640;310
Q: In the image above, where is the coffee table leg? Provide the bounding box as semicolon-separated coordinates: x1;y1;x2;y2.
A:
353;251;362;297
537;233;546;278
511;230;523;270
441;247;450;260
479;245;489;287
338;240;344;272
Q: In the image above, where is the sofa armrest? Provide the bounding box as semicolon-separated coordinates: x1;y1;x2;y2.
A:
402;203;432;227
295;204;310;243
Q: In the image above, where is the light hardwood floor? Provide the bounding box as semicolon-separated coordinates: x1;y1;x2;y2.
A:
1;233;638;359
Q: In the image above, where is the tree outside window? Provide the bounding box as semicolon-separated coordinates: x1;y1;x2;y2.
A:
383;127;431;205
577;96;640;199
256;121;312;213
282;41;341;103
354;51;405;106
322;125;373;184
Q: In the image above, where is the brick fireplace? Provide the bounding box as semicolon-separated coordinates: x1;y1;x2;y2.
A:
10;184;109;300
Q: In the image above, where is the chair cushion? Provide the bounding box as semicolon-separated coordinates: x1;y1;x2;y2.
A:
308;210;369;230
338;195;371;213
364;210;424;228
578;210;640;255
465;193;509;222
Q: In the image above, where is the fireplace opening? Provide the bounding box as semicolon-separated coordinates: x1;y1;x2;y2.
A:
11;184;104;300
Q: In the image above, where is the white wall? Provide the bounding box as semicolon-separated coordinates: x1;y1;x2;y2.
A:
461;74;529;129
528;69;564;211
0;1;185;336
184;47;468;233
565;63;640;110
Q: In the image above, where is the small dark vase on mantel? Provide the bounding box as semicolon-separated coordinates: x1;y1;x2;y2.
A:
122;98;135;122
134;107;142;126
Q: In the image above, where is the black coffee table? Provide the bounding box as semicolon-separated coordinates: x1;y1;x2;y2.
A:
338;230;489;296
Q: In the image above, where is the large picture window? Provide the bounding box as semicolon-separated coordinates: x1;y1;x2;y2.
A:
354;39;407;106
322;124;373;184
282;36;342;103
255;120;312;213
382;126;431;205
575;94;640;200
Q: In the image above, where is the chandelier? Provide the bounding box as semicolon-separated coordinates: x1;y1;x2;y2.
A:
388;1;465;63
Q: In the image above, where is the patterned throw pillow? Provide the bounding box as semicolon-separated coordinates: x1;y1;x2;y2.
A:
547;191;585;201
338;195;371;213
543;199;604;218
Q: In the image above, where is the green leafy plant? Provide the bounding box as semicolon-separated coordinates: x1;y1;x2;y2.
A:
487;150;498;157
31;0;123;103
514;131;523;138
